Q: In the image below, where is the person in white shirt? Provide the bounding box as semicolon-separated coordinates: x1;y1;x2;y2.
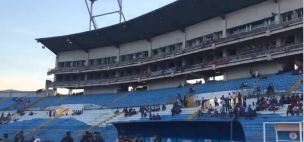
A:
34;136;41;142
255;70;259;78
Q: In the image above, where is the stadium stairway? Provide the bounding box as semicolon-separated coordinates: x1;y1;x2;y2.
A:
0;97;8;103
25;96;49;110
74;113;119;139
103;92;132;108
43;95;68;109
286;77;303;94
24;109;68;137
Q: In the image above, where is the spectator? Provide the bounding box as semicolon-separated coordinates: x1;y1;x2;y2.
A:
92;132;104;142
293;106;299;116
197;109;202;119
14;130;24;142
134;134;142;142
153;135;162;142
61;131;74;142
214;97;219;106
287;105;293;116
34;136;41;142
81;131;92;142
161;105;166;111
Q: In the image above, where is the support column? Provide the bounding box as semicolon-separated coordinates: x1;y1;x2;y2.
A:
55;56;58;68
116;70;119;77
182;58;187;66
222;19;227;38
84;73;88;80
222;49;227;57
274;1;281;23
117;47;120;62
86;53;89;66
68;89;72;95
276;37;282;47
147;66;151;73
183;31;187;49
149;42;152;56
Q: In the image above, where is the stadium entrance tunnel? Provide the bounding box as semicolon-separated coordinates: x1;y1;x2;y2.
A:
111;120;246;142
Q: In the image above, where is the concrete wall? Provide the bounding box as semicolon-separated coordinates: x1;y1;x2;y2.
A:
226;0;278;29
186;17;224;40
279;0;303;13
120;40;150;55
57;50;87;62
223;60;282;80
147;76;185;90
151;31;184;49
84;85;118;94
88;46;119;59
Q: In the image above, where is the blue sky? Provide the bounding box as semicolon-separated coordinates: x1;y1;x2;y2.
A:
0;0;175;91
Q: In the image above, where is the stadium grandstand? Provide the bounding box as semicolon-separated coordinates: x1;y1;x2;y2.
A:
0;0;303;142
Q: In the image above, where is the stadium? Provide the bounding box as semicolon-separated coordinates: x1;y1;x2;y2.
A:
0;0;303;142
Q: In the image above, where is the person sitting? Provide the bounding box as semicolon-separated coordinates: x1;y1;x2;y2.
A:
114;109;119;114
266;84;273;95
177;84;182;88
287;105;293;116
197;109;202;119
240;82;248;88
276;69;283;75
260;75;267;81
156;114;161;120
293;106;299;116
189;88;195;93
29;111;34;116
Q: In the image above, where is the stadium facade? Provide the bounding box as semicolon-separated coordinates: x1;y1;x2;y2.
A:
37;0;303;94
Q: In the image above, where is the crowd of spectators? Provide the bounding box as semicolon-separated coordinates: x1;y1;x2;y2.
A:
198;92;257;120
0;112;12;124
12;98;31;104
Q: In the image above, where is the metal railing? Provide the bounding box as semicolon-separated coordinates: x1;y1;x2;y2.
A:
47;42;303;87
47;17;303;74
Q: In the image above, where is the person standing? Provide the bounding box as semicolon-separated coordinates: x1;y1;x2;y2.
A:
61;131;74;142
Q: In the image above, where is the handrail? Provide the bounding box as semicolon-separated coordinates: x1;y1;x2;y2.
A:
47;17;303;74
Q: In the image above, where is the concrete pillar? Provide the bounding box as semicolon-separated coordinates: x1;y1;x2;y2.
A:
148;66;151;73
183;32;187;49
86;53;89;66
222;49;227;57
274;2;281;23
182;58;187;66
148;42;152;56
55;56;58;68
84;74;88;80
116;70;119;77
68;89;72;95
117;47;120;62
276;37;282;47
222;19;227;38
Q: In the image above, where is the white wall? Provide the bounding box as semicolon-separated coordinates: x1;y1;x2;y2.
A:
120;40;150;55
226;0;278;29
186;17;224;40
224;60;282;80
88;46;119;59
151;30;184;49
84;85;118;94
57;50;87;62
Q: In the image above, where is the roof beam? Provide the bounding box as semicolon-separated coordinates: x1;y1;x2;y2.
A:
95;32;120;48
273;0;278;3
67;36;88;53
124;24;151;42
156;12;185;33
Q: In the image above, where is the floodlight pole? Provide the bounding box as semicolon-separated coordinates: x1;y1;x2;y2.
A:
85;0;126;31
